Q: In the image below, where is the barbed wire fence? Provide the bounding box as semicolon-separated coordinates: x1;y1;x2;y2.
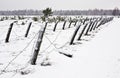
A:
0;17;114;78
0;31;39;76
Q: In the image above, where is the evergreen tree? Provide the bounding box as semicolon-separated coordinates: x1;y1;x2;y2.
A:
112;7;119;16
42;8;53;18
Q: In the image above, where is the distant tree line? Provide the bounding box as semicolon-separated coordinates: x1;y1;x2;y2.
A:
0;8;119;16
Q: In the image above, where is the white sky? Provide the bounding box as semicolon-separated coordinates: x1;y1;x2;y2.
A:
0;0;120;10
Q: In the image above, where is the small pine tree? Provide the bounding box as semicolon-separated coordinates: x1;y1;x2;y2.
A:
41;16;46;22
32;17;38;21
42;8;53;21
42;8;53;18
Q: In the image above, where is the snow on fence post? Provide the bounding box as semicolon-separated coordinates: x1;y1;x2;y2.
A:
25;22;32;37
70;25;81;45
31;22;48;65
77;23;88;40
83;18;87;25
89;20;96;32
93;20;99;30
5;22;14;43
85;21;92;35
74;20;78;26
53;21;59;32
68;21;72;28
62;21;66;30
96;18;104;28
90;20;97;31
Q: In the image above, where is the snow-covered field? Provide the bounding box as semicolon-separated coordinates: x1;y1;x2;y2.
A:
0;16;120;78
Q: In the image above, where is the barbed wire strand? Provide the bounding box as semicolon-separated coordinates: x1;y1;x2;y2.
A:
8;32;40;78
0;23;75;78
40;30;62;53
0;31;39;76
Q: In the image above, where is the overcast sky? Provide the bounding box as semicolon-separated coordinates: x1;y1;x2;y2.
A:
0;0;120;10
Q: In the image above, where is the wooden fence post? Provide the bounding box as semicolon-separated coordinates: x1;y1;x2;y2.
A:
89;20;95;32
70;25;81;45
5;23;14;43
31;22;48;65
78;23;88;40
53;21;59;32
68;21;72;28
62;21;66;30
25;22;32;37
93;20;98;30
85;21;92;35
74;20;78;26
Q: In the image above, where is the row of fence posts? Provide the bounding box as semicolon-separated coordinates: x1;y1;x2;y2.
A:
5;21;32;43
3;19;78;65
30;20;78;65
31;17;113;65
69;17;114;45
3;16;113;65
4;19;78;43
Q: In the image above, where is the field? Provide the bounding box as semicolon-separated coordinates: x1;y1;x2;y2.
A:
0;15;120;78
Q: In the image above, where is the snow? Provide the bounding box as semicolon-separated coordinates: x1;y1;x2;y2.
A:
0;16;120;78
